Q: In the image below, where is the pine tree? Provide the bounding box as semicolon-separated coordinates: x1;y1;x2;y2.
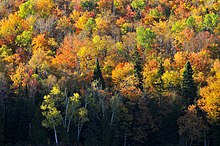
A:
181;61;197;105
133;50;143;91
154;59;165;106
93;58;105;89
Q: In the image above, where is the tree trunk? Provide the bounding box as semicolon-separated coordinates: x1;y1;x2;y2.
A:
189;139;193;146
110;110;115;126
204;130;207;146
64;88;69;127
77;123;82;146
124;132;127;146
67;109;74;132
53;126;58;145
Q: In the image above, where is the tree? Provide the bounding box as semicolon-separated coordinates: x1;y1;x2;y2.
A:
35;0;55;18
93;58;105;89
131;0;146;17
203;13;219;31
40;87;63;144
181;61;197;106
10;63;29;96
132;49;143;91
136;26;156;51
41;85;85;144
112;62;141;99
18;0;35;18
154;59;165;106
178;105;207;146
198;64;220;123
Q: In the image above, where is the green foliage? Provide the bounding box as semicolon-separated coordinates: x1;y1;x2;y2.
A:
121;23;132;34
0;0;220;145
41;94;62;129
0;45;12;59
85;18;96;34
136;26;156;50
18;0;35;18
131;0;146;11
81;0;96;11
149;9;162;19
203;13;219;31
154;60;165;93
93;58;105;89
186;16;196;28
15;30;32;48
181;61;197;105
171;21;185;33
133;50;143;91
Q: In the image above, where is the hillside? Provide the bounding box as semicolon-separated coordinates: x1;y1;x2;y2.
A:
0;0;220;145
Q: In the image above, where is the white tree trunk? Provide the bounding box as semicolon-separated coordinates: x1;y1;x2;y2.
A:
67;109;74;132
64;88;69;127
53;126;58;145
77;123;82;141
110;110;115;126
124;132;127;146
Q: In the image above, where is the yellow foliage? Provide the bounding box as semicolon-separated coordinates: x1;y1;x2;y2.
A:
10;63;28;91
112;62;141;99
74;13;88;30
35;0;55;17
50;86;61;95
143;59;158;89
70;10;81;22
198;71;220;123
174;52;189;71
162;71;181;88
32;34;49;52
29;49;52;70
0;13;27;43
112;62;134;84
151;20;170;40
211;59;220;73
95;14;109;31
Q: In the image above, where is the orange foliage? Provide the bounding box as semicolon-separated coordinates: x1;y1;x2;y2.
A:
32;34;49;52
173;52;189;71
112;62;134;84
189;50;212;73
52;36;78;72
112;62;141;99
0;13;27;45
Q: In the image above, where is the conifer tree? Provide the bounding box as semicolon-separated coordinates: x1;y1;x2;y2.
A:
154;59;165;106
133;50;143;91
181;61;197;105
93;58;105;89
155;60;165;93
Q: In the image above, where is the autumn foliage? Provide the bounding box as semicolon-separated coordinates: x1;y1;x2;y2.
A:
0;0;219;145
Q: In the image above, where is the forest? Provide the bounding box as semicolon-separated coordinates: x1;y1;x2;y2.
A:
0;0;220;145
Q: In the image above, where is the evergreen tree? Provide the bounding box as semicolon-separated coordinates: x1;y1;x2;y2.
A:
154;59;165;106
133;50;143;91
155;59;165;92
181;61;197;105
93;58;105;89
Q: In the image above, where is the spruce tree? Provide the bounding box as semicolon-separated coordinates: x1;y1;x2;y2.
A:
93;58;105;89
155;60;165;93
133;50;143;91
181;61;197;105
154;59;165;106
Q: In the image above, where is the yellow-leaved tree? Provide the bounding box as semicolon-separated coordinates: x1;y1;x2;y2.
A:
198;60;220;123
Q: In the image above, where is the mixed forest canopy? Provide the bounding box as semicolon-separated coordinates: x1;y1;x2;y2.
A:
0;0;220;145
